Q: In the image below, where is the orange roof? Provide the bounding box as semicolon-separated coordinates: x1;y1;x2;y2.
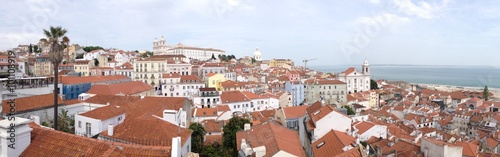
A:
162;73;181;78
456;141;478;157
309;105;349;124
283;105;309;119
354;121;376;135
61;75;129;84
236;122;306;157
206;73;217;77
487;138;500;148
79;105;125;120
220;91;249;103
316;80;347;85
99;115;191;146
343;67;356;74
180;75;203;83
194;108;218;117
22;123;172;156
312;129;356;156
86;81;153;95
216;105;230;112
201;119;223;133
1;93;63;114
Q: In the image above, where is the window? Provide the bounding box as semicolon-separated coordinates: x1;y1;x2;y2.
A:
86;122;92;136
78;121;81;128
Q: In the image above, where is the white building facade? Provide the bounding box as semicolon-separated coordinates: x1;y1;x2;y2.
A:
337;60;371;94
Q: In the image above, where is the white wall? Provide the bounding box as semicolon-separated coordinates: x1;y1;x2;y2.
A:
357;125;387;141
74;113;125;137
181;136;192;157
313;111;351;141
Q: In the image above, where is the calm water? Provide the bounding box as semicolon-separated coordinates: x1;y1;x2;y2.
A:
311;65;500;89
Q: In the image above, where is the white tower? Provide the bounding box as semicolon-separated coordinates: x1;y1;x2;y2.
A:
362;60;370;74
253;47;262;61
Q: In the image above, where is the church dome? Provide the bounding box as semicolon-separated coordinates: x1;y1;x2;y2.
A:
253;48;261;56
363;60;369;66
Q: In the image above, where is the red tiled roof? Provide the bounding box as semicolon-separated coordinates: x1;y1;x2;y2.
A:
236;122;306;157
354;121;376;135
180;75;203;83
456;141;478;157
79;105;125;120
22;123;172;157
100;115;191;146
61;75;129;84
283;105;309;119
162;73;181;78
87;81;153;95
312;129;356;156
202;119;223;133
220;91;249;103
1;93;63;114
216;105;230;112
195;108;218;117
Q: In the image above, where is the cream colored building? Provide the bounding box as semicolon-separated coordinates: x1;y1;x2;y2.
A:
269;58;294;68
33;55;53;76
133;58;192;86
74;60;92;76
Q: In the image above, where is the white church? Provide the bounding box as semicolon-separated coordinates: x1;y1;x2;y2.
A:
253;47;262;61
337;60;371;94
152;35;226;61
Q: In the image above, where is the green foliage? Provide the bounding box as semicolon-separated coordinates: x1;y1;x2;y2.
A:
189;123;206;153
107;57;112;62
218;54;236;62
83;46;104;52
484;85;490;101
211;54;216;60
200;142;231;157
140;51;153;58
33;45;41;53
76;53;84;59
342;105;355;115
41;109;75;134
222;116;250;155
93;58;99;67
251;57;256;64
370;79;379;90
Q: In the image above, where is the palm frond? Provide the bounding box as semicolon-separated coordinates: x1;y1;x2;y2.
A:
43;29;52;38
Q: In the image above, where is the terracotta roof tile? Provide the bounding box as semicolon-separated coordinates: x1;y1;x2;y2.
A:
61;75;129;84
21;123;172;157
100;115;191;146
236;122;306;157
283;105;309;119
312;129;356;156
79;105;125;120
202;119;223;133
194;108;218;117
86;81;153;95
1;93;63;114
220;91;249;103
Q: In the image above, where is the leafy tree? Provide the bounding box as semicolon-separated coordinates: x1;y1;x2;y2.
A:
76;53;84;59
40;26;68;130
189;123;206;153
83;46;104;52
342;105;355;115
93;58;99;76
251;57;256;64
201;142;230;157
107;57;112;62
484;85;490;101
33;45;41;53
41;109;75;134
211;54;216;60
223;116;250;155
370;79;379;90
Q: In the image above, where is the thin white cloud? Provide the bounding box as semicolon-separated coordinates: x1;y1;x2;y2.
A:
392;0;453;19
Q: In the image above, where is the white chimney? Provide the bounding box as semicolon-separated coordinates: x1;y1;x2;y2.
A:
33;115;40;125
253;146;266;157
0;117;33;157
108;124;114;136
244;123;251;131
163;110;177;125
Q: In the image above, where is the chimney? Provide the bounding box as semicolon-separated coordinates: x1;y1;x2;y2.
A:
171;137;182;157
244;123;251;131
253;146;266;157
32;115;40;125
0;117;33;157
108;124;114;136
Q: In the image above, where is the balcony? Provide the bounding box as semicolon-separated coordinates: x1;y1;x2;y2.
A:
201;92;219;97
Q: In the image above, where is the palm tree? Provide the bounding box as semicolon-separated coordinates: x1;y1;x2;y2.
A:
39;26;68;131
93;58;99;76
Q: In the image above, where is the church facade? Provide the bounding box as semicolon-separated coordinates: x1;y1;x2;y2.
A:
337;60;371;94
153;36;226;61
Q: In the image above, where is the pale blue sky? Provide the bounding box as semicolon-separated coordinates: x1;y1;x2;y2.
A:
1;0;500;66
